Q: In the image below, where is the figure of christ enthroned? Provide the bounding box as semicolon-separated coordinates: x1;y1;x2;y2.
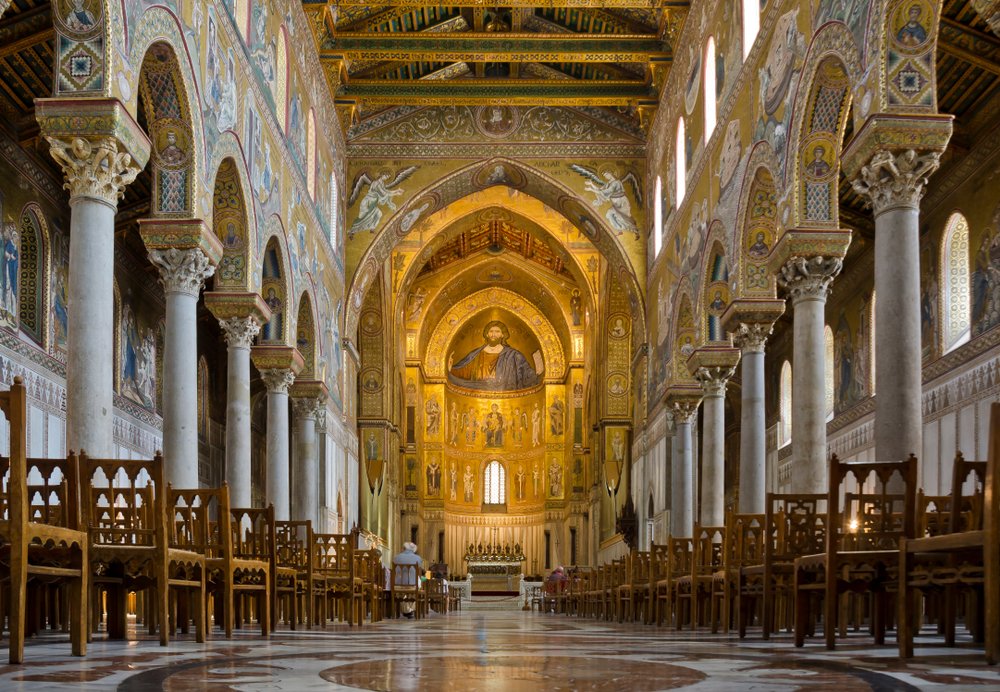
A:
447;320;542;392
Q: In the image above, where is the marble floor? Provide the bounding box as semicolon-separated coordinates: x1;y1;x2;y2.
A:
2;608;999;691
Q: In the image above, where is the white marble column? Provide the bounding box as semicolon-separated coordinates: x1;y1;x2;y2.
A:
670;402;698;537
694;367;735;527
851;150;941;463
44;136;142;457
148;248;215;487
778;257;842;493
260;369;295;520
219;317;260;507
731;323;772;513
291;397;323;524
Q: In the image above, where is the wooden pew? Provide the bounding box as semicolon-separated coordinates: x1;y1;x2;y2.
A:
898;403;999;663
314;533;364;625
793;454;917;650
80;452;205;645
0;378;88;663
674;524;724;630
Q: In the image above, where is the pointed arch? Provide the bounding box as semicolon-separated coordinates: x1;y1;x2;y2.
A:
675;117;687;205
735;156;780;299
212;157;251;290
673;290;696;378
704;37;717;142
330;171;340;249
780;360;792;446
197;356;209;436
275;27;288;131
653;175;663;258
824;325;834;419
742;0;760;60
295;290;317;378
260;234;289;344
307;108;317;199
702;240;730;342
941;211;971;352
483;460;506;505
17;204;49;347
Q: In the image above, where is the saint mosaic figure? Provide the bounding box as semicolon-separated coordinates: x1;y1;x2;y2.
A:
482;403;505;448
463;464;475;502
425;396;440;436
548;396;564;436
447;320;540;391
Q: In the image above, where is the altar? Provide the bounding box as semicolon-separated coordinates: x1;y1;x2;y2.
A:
465;543;525;593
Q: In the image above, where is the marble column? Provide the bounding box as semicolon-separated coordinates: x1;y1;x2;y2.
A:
205;293;271;509
777;256;843;492
665;386;701;537
37;104;149;457
290;379;328;526
148;248;216;486
692;366;736;527
731;323;772;513
849;148;944;463
260;369;295;519
219;317;261;506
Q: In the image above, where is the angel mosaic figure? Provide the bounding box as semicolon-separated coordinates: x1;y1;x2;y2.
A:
570;165;643;238
347;166;418;237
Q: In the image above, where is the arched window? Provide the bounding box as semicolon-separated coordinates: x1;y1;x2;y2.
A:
330;171;338;247
306;109;316;199
197;356;209;436
780;360;792;447
941;212;971;352
824;326;834;420
704;37;717;142
675;117;686;206
483;460;505;505
18;207;46;346
742;0;760;61
653;175;663;257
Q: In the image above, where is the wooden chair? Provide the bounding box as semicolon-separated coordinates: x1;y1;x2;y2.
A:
616;551;650;623
899;405;999;663
793;454;918;650
0;379;88;662
650;542;672;626
315;533;364;625
425;577;448;614
274;519;313;629
390;561;423;619
657;536;691;627
674;524;724;630
357;548;384;622
80;452;205;645
712;512;765;634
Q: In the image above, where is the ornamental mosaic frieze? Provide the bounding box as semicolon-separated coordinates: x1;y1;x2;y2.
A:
45;136;143;206
148;247;216;296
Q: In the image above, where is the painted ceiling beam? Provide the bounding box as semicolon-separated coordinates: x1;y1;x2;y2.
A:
338;79;655;105
320;33;667;63
307;0;685;8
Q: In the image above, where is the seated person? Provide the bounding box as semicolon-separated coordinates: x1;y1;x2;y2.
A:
393;541;423;619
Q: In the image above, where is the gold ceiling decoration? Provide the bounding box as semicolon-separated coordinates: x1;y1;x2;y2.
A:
302;0;690;135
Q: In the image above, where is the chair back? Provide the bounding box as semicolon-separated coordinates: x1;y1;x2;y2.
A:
315;532;356;581
767;493;828;561
167;485;230;556
79;453;164;548
948;451;988;533
668;535;693;578
692;524;725;578
230;505;274;561
828;454;918;552
727;512;766;570
391;561;420;591
275;519;312;571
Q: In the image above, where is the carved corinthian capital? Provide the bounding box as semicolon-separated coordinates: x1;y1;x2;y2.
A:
45;136;143;207
219;316;261;349
149;248;215;296
672;400;699;424
694;366;736;398
292;396;324;420
730;322;772;353
778;256;843;303
850;149;941;216
260;368;296;394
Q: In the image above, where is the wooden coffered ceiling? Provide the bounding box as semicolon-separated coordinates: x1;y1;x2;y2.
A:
302;0;689;135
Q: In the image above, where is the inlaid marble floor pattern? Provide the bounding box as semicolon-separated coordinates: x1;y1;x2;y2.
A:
2;610;999;691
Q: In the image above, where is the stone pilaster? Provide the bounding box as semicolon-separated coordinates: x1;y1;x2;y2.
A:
843;114;952;470
36;98;150;458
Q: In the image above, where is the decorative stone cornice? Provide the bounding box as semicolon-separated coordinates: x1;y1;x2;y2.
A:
777;256;843;303
849;149;942;216
36;99;150;207
45;136;143;207
219;316;261;349
259;368;296;394
252;345;306;374
664;385;702;424
685;345;740;391
205;291;272;341
148;248;215;297
138;218;225;267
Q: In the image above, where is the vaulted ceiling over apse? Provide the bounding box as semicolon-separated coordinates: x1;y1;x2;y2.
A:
302;0;690;135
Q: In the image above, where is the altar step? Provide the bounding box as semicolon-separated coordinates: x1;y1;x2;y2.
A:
463;595;525;611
